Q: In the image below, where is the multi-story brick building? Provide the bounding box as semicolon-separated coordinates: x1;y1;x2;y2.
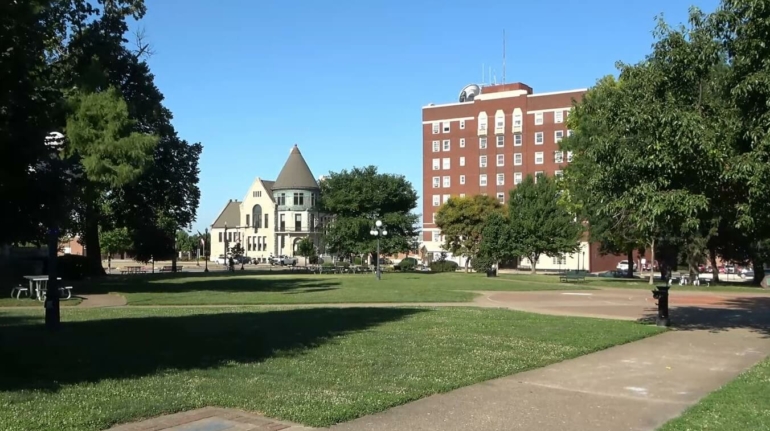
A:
421;82;635;273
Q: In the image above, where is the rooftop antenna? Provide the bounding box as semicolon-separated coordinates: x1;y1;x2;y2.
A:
502;29;506;84
481;63;485;86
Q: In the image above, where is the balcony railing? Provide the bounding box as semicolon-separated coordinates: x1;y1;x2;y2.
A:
275;226;321;233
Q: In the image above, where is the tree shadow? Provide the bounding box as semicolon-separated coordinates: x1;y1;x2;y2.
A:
0;307;425;392
638;297;770;337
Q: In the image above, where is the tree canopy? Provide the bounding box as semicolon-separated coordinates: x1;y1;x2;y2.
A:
434;195;503;271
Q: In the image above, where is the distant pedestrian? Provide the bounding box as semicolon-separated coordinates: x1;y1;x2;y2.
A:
228;257;235;272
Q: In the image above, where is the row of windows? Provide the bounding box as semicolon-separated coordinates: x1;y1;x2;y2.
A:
246;236;269;251
432;151;573;172
218;231;241;243
430;170;564;204
274;192;318;207
431;110;568;135
430;130;571;152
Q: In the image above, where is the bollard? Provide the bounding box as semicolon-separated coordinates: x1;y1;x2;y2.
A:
651;285;671;327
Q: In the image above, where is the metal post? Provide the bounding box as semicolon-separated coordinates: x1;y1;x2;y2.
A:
377;237;381;280
45;227;60;331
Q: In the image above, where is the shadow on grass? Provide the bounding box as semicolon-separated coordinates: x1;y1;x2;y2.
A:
0;307;425;392
638;297;770;337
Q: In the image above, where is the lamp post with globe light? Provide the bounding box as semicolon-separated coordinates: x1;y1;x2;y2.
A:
370;220;387;280
43;131;65;330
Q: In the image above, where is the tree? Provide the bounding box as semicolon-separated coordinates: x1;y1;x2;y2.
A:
175;230;196;259
100;227;132;271
475;211;516;273
319;166;419;262
296;237;316;265
230;242;245;270
435;195;504;272
508;175;583;273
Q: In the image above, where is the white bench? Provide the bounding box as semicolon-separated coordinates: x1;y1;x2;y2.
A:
10;285;29;299
37;286;74;301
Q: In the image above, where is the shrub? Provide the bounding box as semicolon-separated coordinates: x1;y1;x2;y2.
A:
471;255;494;273
57;255;91;280
353;256;363;265
430;260;459;273
395;257;418;271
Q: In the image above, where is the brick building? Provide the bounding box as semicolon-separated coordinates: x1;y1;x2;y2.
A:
421;82;635;273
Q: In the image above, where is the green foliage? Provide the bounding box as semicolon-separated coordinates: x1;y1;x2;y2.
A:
508;175;583;271
477;211;516;267
230;243;245;259
56;255;91;280
429;260;458;273
435;195;503;266
175;230;196;254
471;254;495;273
296;237;316;260
100;227;132;257
319;166;419;258
395;257;418;271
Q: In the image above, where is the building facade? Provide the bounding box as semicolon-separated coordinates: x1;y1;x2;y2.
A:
209;145;324;262
421;82;626;273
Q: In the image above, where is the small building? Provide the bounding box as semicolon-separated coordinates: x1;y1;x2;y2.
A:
209;145;326;262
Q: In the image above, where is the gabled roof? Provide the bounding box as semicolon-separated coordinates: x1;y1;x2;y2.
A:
272;145;319;191
260;179;275;200
211;200;241;228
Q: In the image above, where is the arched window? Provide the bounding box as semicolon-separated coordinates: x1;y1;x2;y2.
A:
252;204;262;228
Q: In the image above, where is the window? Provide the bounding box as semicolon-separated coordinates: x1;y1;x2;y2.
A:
311;193;316;207
496;154;505;167
496;135;505;147
432;123;439;134
252;191;262;198
514;134;522;146
432;213;436;223
495;112;505;129
432;176;440;188
443;176;450;187
432;140;440;152
567;129;573;137
442;158;450;170
555;170;564;177
459;156;465;166
264;214;269;228
443;194;450;203
246;214;250;227
535;132;544;145
432;158;440;170
535;112;543;125
535;152;544;164
567;151;574;162
479;174;488;186
432;195;440;206
279;214;286;230
442;140;450;151
277;193;286;206
496;173;505;185
218;232;223;242
460;175;466;184
513;113;522;127
534;171;544;183
555;111;564;123
496;192;505;203
460;193;466;198
514;172;523;184
555;130;564;143
295;213;302;231
553;255;566;265
442;122;450;133
460;120;466;129
460;138;466;147
554;151;564;163
514;153;523;166
479;137;487;149
479;155;487;167
293;193;304;206
479;113;488;132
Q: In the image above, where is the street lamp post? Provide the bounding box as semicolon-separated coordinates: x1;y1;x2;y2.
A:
197;228;209;272
44;132;65;331
224;222;229;270
582;251;586;272
369;220;388;280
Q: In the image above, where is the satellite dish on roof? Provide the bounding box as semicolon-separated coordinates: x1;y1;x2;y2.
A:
458;84;481;102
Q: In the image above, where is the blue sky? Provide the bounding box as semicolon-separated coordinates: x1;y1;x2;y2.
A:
133;0;720;232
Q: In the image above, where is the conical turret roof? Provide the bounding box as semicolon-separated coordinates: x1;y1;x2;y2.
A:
272;144;319;191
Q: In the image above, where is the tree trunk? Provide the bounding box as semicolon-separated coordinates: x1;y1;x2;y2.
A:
752;255;765;286
530;255;537;274
84;201;105;276
649;240;656;285
626;249;634;278
107;255;111;274
709;247;720;284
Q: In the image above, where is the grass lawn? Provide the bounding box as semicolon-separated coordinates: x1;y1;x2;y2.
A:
0;297;82;307
499;273;769;293
74;272;594;305
0;306;663;430
658;356;770;431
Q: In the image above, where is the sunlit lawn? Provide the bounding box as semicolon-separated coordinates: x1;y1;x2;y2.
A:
0;306;664;430
74;272;595;306
657;356;770;431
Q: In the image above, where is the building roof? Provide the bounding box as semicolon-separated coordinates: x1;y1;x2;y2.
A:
211;200;241;228
272;145;319;191
259;179;275;200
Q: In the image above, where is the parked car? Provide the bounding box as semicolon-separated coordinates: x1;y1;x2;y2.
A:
270;255;297;266
616;260;637;272
216;254;228;265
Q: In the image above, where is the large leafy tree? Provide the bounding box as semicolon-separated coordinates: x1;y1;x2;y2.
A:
319;166;419;261
474;211;515;273
434;195;503;271
508;175;583;273
100;226;132;271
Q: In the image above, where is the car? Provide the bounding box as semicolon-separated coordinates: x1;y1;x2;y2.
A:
616;260;638;272
269;255;297;266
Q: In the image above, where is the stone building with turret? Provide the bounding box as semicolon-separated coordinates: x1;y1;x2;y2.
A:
209;145;325;262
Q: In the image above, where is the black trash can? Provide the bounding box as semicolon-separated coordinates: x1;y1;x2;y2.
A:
486;268;497;277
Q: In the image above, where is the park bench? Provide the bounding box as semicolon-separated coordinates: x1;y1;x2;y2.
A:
559;273;586;283
10;285;29;299
120;266;146;275
29;285;73;300
159;265;183;273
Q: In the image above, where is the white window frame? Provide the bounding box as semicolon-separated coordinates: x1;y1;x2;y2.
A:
514;134;522;146
535;112;543;125
567;151;573;162
496;173;505;185
555;130;564;143
479;155;487;168
442;158;450;170
555;170;564;177
432;213;436;223
459;193;466;198
432;140;440;152
459;138;466;147
442;194;450;203
443;176;450;188
534;171;544;182
513;113;522;127
432;123;440;134
479;137;487;149
514;172;523;185
535;132;544;145
514;153;522;166
442;121;450;133
432;177;440;188
479;174;487;186
479;116;487;132
535;151;544;165
459;156;465;166
460;120;466;129
460;175;466;184
496;135;505;147
442;140;450;151
432;158;440;170
432;195;440;206
555;111;564;123
496;154;505;167
554;151;564;163
495;113;505;129
567;129;574;137
496;192;505;203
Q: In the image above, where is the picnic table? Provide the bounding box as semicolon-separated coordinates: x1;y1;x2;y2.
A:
17;275;72;301
159;265;183;273
559;273;586;283
121;266;146;274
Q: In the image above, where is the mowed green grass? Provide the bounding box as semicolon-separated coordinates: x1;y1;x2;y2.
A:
0;297;82;307
77;272;594;305
658;356;770;431
498;273;769;293
0;307;663;430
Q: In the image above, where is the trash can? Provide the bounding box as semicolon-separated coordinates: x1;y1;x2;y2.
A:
486;268;497;277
